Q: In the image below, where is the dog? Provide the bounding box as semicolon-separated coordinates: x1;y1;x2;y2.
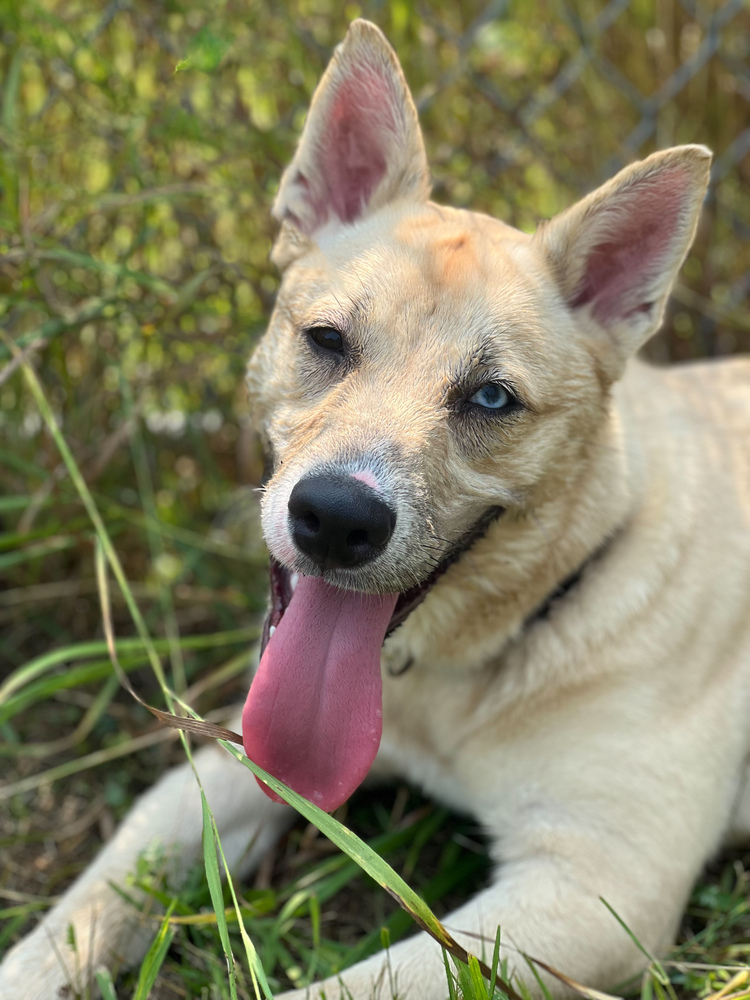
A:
3;18;750;1000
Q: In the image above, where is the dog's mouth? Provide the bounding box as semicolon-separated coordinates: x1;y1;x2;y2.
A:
242;506;503;813
259;504;504;654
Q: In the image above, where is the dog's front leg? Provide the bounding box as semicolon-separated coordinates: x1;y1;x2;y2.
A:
277;860;654;1000
0;734;293;1000
277;765;709;1000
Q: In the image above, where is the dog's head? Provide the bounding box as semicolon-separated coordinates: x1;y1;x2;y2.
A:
243;20;711;810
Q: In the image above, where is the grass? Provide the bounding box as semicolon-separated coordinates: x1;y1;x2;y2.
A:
2;1;749;997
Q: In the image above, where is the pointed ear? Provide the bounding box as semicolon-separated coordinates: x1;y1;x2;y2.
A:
537;145;711;366
271;19;430;261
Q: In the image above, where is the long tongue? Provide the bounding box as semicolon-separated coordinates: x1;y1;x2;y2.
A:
242;576;398;812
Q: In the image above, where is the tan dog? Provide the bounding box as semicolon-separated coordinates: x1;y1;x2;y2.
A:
3;19;750;1000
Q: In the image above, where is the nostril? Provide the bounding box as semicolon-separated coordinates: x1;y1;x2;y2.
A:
288;473;396;569
300;511;320;533
347;528;368;548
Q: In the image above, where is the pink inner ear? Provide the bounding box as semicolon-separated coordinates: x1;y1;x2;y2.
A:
571;170;687;323
319;65;395;224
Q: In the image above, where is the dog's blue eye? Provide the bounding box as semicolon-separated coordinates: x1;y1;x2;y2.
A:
308;326;344;354
469;382;512;410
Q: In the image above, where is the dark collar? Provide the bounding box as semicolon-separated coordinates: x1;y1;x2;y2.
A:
388;532;616;678
522;531;617;629
524;554;593;627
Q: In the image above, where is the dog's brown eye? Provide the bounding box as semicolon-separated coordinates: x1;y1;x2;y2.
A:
307;326;345;354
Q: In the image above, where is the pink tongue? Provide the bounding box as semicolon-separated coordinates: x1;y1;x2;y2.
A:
242;576;398;812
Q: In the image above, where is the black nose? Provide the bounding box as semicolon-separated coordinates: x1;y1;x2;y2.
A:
288;474;396;570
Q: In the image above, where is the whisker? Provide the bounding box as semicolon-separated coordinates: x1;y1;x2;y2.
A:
419;557;442;571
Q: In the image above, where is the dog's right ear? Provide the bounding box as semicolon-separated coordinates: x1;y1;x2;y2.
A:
537;145;711;375
271;20;430;269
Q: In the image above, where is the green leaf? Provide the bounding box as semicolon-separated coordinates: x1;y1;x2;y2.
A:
188;27;231;72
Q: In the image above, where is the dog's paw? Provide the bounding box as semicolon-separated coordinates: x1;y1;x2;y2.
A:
274;962;396;1000
273;938;450;1000
277;979;383;1000
0;947;75;1000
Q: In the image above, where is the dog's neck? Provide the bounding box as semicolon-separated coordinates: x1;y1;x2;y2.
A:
520;530;617;629
382;396;640;675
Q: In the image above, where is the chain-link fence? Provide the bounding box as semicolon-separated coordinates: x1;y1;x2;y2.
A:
408;0;750;361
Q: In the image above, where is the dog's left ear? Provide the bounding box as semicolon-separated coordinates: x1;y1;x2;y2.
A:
271;19;430;268
537;145;711;371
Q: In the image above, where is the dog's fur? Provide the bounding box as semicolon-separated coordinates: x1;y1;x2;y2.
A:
3;19;750;1000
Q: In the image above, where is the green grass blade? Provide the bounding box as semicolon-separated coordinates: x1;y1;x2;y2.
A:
36;247;177;300
600;898;670;986
201;790;239;1000
0;496;35;512
210;806;275;1000
306;894;322;986
444;950;459;1000
0;447;50;480
489;925;503;999
0;672;119;757
0;728;173;801
0;628;258;708
0;535;77;570
122;373;186;694
95;967;119;1000
0;334;172;709
469;953;490;999
0;656;151;727
0;46;22;226
521;953;554;1000
132;901;176;1000
0;297;119;359
230;747;450;942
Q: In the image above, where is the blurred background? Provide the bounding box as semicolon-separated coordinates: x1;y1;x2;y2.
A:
1;0;749;995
